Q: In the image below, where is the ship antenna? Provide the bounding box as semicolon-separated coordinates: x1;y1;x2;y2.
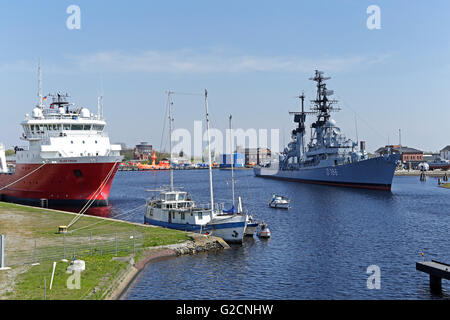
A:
37;59;43;109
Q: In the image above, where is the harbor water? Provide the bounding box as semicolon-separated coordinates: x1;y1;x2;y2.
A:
104;169;449;299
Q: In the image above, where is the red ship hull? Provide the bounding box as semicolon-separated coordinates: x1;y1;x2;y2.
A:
0;162;119;207
429;164;450;171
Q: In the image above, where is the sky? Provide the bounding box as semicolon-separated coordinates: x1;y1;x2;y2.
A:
0;0;449;154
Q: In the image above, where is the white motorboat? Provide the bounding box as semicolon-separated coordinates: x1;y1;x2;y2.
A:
244;214;259;236
269;194;290;209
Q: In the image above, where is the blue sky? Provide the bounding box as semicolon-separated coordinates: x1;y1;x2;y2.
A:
1;0;449;153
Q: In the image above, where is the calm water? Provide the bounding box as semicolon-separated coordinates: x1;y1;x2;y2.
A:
104;169;449;300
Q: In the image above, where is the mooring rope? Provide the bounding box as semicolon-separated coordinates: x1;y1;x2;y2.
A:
67;161;119;228
68;203;146;234
0;162;47;191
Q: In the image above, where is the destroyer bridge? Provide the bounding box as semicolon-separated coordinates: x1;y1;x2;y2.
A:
416;260;450;292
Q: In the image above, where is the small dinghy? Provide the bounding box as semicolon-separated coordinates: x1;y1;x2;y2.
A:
269;194;290;209
257;222;271;238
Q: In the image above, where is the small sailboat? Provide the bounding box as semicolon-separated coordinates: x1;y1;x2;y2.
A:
144;90;247;243
257;222;271;238
269;194;290;209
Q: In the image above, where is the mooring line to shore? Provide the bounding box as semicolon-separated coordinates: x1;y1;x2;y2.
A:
0;162;47;191
68;203;146;234
67;161;119;229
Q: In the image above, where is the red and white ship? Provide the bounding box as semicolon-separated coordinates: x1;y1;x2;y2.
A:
0;65;122;207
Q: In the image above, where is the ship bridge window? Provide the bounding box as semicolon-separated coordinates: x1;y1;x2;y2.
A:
71;124;83;130
83;124;91;130
166;194;176;201
63;124;70;130
92;124;104;131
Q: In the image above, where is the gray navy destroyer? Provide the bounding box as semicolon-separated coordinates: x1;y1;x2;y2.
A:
254;71;400;191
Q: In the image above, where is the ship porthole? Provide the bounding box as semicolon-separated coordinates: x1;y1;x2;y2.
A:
74;169;83;178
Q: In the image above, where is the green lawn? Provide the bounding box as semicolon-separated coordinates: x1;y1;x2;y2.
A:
0;202;190;299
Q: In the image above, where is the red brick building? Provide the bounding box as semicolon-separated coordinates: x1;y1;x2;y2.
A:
375;145;423;168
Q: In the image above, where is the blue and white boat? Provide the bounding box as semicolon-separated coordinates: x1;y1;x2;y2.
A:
254;71;400;190
144;189;247;242
144;90;247;243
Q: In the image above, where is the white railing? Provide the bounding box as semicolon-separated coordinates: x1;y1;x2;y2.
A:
22;131;109;142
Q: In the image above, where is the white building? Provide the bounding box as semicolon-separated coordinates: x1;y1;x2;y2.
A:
440;145;450;160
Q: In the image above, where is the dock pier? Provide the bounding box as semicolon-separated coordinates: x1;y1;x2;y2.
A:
416;260;450;292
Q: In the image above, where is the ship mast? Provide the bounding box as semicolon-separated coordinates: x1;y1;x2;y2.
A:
289;91;315;159
309;70;339;128
229;114;235;208
167;91;174;191
204;89;214;213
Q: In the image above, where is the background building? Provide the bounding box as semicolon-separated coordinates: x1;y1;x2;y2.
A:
236;147;272;166
219;153;245;168
440;145;450;160
375;145;423;169
134;142;153;161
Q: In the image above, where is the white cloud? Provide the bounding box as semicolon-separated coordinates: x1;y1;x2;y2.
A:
69;49;390;74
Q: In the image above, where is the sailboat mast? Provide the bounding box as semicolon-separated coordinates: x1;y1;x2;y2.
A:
204;89;214;212
168;91;174;191
229;114;235;208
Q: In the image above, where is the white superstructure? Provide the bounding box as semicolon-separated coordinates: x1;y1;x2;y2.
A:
18;92;121;164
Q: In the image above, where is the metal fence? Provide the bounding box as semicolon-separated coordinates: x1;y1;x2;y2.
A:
3;231;144;268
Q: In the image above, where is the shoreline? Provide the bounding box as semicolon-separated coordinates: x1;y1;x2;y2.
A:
106;233;230;300
0;201;229;300
395;170;449;177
